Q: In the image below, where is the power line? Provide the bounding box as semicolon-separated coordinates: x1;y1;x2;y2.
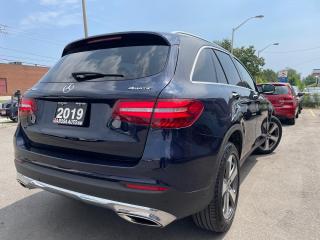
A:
5;29;65;46
0;24;66;46
293;55;320;67
0;57;51;67
0;46;57;60
265;45;320;54
0;54;56;63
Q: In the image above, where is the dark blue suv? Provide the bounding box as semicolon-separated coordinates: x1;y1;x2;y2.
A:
14;31;282;233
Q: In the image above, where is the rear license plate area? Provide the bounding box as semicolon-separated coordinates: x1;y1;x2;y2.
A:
53;102;88;126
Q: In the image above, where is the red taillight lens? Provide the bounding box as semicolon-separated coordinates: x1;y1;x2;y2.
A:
112;100;155;126
152;99;204;128
19;98;36;117
125;183;168;192
279;96;294;106
112;99;204;129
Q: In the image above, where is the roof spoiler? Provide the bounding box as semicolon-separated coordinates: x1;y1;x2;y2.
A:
62;32;171;57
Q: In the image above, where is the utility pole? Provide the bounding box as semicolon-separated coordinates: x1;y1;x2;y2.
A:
257;42;279;57
81;0;88;38
231;15;264;54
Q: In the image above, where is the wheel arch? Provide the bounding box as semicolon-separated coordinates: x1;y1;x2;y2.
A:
217;124;244;167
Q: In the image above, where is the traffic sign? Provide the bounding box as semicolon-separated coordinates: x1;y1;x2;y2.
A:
278;70;288;83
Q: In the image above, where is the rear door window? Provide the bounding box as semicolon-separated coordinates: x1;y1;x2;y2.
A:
40;45;170;82
234;59;256;90
215;50;242;86
211;50;228;84
192;48;217;83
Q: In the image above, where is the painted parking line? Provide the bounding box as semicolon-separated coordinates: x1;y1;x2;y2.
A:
309;109;316;117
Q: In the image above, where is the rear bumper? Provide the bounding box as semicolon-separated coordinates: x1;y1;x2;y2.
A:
14;125;219;222
274;106;296;119
17;172;175;227
15;158;212;222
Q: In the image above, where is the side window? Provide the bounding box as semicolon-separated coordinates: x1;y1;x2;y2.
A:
192;48;217;83
211;50;228;84
214;50;241;86
234;59;256;90
289;86;296;96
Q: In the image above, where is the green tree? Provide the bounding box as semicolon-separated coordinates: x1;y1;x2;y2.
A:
258;69;278;83
215;39;265;78
286;68;304;90
215;39;232;52
303;75;317;86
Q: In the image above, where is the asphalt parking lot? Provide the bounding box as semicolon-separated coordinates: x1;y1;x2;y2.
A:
0;110;320;240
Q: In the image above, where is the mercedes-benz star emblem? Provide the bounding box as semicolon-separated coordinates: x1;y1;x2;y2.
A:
62;83;75;93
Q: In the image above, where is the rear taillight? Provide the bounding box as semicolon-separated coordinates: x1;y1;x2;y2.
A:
112;99;204;129
279;96;295;106
152;99;204;128
19;98;37;117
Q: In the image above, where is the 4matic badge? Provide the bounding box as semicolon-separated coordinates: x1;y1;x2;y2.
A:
128;86;152;91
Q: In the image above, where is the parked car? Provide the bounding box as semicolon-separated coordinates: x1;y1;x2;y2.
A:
302;87;320;107
257;82;298;125
15;31;282;233
304;86;320;94
292;86;304;114
303;87;320;103
0;99;18;122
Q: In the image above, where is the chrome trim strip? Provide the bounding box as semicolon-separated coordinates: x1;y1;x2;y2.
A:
190;46;229;83
16;173;176;227
189;46;251;91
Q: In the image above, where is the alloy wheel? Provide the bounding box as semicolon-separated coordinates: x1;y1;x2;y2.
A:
261;121;280;151
222;154;238;220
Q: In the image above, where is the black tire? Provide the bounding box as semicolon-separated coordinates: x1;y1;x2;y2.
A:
256;116;282;154
288;117;295;125
296;112;299;118
9;116;17;122
192;142;240;233
9;114;18;122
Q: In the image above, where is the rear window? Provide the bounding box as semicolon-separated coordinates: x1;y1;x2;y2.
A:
273;86;289;95
40;45;170;82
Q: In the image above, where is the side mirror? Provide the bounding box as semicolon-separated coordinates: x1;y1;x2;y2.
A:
258;84;275;94
297;92;304;97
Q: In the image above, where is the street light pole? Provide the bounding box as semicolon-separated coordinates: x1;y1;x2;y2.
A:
257;42;279;57
230;15;264;54
81;0;88;38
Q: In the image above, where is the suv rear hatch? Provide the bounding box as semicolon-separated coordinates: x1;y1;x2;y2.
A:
19;32;178;166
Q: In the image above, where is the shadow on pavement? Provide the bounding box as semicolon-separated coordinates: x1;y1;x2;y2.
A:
0;154;262;240
0;190;225;240
239;154;258;185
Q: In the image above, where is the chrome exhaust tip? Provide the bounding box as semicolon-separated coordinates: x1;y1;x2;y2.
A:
117;212;162;227
16;172;176;227
17;179;27;188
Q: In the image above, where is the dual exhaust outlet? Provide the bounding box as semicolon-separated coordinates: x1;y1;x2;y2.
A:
16;173;176;227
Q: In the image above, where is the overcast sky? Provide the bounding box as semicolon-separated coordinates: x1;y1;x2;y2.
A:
0;0;319;77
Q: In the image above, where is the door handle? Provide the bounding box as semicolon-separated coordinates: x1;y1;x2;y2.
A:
232;92;240;99
252;94;259;100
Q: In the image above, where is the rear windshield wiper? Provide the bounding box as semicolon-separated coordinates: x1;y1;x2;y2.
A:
72;72;125;81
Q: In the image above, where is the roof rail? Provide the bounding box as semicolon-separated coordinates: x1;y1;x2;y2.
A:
171;31;211;43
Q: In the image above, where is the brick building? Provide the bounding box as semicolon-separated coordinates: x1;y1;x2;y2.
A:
0;62;49;96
